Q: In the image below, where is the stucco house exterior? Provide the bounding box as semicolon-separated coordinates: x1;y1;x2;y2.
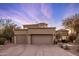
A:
56;29;69;41
14;23;56;45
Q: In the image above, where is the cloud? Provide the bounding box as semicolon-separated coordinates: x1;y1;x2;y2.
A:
41;4;53;20
0;7;32;25
20;3;54;25
41;4;54;26
20;3;42;23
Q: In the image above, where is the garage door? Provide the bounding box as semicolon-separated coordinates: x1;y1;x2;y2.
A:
16;35;27;44
31;35;52;45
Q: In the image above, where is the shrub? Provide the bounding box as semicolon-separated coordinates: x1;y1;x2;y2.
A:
0;38;6;45
76;46;79;52
69;34;76;42
61;40;69;43
60;44;63;48
75;34;79;44
54;39;58;44
64;45;70;50
60;44;70;50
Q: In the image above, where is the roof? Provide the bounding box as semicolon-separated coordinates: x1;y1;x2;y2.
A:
28;27;56;29
38;23;48;25
14;27;56;30
56;29;69;32
23;23;48;27
14;29;28;31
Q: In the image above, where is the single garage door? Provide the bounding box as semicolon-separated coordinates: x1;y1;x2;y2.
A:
16;35;27;44
31;35;52;45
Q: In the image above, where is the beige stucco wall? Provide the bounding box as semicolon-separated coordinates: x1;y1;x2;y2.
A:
28;28;56;35
14;30;28;35
14;28;56;35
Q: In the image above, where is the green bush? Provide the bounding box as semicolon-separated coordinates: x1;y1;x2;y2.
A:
0;38;6;45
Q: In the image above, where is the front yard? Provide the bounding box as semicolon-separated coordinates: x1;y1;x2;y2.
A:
58;43;79;56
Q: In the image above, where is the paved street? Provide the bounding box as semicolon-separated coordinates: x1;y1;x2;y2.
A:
0;45;75;56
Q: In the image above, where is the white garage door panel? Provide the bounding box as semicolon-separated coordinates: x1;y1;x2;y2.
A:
16;35;27;44
32;35;52;45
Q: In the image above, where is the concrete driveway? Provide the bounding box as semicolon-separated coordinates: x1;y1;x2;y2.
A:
0;45;75;56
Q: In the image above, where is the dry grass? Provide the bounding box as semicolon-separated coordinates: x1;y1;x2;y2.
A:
0;43;14;51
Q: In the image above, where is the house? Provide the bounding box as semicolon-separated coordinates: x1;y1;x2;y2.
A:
14;23;56;45
56;29;69;41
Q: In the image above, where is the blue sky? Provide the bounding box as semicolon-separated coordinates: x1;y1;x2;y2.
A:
0;3;79;29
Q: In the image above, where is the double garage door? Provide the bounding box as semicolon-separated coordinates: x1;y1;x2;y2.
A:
16;35;27;44
31;35;53;45
15;34;53;45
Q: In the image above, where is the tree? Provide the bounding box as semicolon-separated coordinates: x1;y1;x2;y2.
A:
63;14;79;36
0;19;18;43
68;33;76;42
3;25;14;42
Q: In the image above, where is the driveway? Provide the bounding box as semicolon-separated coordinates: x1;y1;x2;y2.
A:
0;45;75;56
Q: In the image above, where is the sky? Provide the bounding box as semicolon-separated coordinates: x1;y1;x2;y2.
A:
0;3;79;29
